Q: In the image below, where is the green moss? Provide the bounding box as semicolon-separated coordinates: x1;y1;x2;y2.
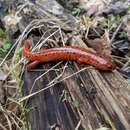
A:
72;100;81;108
0;28;6;39
108;15;121;29
0;39;12;61
12;48;22;80
3;40;12;50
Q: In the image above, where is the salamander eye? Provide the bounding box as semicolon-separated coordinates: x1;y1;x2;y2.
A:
107;64;113;70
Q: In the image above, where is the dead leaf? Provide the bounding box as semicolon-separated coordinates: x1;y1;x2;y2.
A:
87;38;111;55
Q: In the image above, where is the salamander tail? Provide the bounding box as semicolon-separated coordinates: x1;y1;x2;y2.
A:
23;39;34;60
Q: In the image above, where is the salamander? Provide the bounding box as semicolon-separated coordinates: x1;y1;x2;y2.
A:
23;40;116;71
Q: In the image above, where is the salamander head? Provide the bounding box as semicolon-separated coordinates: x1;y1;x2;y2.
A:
78;54;116;71
106;63;116;70
95;55;116;71
96;61;116;71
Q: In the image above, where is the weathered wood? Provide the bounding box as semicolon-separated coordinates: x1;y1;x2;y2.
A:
2;0;130;130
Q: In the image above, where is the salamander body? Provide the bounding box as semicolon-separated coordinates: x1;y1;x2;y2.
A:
23;40;116;71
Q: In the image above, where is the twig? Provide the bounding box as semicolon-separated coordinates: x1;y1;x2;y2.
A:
48;62;68;85
110;22;122;44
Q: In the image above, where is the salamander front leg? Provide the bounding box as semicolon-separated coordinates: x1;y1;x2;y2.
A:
26;61;40;70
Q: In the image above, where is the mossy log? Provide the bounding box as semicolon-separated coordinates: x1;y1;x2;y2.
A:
2;0;130;130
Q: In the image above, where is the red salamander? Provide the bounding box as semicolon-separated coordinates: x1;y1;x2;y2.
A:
23;40;116;71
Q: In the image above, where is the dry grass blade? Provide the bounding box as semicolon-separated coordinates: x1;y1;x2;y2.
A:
110;22;122;44
122;58;130;69
48;62;68;85
75;120;81;130
0;10;72;129
29;61;63;95
11;113;24;126
19;67;89;102
4;58;25;80
3;113;12;130
58;27;65;46
15;1;32;16
0;19;45;67
35;29;60;50
0;36;21;66
0;123;8;130
31;30;48;51
9;116;21;129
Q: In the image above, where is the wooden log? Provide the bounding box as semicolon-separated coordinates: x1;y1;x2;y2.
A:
2;0;130;130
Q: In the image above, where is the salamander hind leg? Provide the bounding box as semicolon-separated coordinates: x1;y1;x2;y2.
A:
26;61;40;70
77;57;91;66
77;57;86;64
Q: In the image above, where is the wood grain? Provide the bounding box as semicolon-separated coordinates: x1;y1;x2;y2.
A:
3;0;130;129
